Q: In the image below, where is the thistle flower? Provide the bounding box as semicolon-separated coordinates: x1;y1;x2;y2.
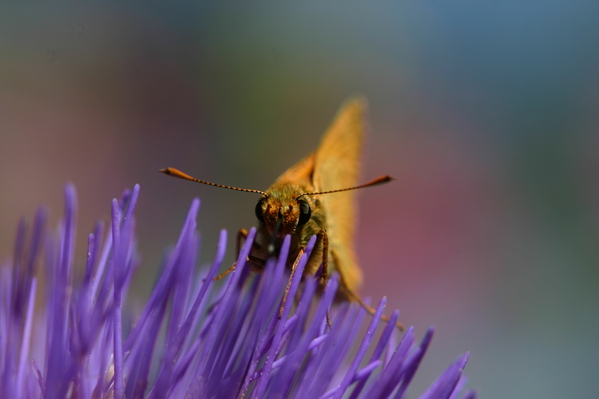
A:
0;184;477;399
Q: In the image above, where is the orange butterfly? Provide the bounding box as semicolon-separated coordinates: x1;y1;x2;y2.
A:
161;98;403;330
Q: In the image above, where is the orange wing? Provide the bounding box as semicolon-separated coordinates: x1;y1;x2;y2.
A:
312;97;368;293
273;153;315;190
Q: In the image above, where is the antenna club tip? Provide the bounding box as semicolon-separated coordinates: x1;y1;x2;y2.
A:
159;168;173;174
372;175;396;186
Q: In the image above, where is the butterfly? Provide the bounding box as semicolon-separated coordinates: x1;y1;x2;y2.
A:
161;98;403;330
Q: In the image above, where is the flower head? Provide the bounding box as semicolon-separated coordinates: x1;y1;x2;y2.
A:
1;184;476;398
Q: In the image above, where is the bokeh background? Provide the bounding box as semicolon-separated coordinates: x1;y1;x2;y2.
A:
1;2;598;398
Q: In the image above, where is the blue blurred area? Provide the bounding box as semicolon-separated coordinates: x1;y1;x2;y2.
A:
1;2;598;397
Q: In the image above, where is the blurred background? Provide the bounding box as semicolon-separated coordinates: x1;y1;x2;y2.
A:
1;1;598;397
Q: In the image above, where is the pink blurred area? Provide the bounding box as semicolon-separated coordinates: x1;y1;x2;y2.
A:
359;122;500;324
1;2;599;397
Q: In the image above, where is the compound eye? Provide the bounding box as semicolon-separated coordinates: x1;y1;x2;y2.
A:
297;199;311;225
255;199;266;223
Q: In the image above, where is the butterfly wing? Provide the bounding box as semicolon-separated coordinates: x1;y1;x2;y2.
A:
273;153;315;190
312;97;368;294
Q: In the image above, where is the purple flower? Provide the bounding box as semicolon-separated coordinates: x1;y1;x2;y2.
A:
1;184;477;399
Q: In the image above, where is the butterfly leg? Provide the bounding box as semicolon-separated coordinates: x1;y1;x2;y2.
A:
278;246;305;318
214;228;264;281
208;230;263;315
316;230;333;328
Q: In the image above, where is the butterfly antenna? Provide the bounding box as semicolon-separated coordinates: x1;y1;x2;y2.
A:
159;167;267;195
297;175;395;198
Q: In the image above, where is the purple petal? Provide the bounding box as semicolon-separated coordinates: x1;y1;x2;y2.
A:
1;184;477;398
420;352;471;399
